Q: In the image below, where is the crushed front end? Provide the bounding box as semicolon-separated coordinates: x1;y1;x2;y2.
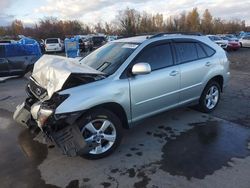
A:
14;78;86;156
13;55;105;157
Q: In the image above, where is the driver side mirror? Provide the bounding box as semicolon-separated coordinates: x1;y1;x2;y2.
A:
132;63;151;75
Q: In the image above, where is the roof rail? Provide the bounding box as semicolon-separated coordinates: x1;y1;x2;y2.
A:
149;32;203;39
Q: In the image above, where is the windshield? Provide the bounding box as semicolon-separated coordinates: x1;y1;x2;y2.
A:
79;42;139;75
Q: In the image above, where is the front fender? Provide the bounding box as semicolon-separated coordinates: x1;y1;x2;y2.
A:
55;78;131;121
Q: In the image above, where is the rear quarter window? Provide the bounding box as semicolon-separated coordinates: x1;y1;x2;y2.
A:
200;43;215;57
195;43;207;59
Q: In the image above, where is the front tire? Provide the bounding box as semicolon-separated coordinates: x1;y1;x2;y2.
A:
78;108;123;159
198;81;221;113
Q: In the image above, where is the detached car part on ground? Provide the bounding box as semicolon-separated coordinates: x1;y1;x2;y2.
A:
14;34;230;159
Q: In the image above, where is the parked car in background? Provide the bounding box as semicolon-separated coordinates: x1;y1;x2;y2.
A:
107;35;118;42
207;35;228;50
45;38;64;52
14;33;230;159
239;36;250;47
79;37;93;52
0;43;41;77
238;32;250;39
91;36;106;49
224;34;239;41
220;36;240;51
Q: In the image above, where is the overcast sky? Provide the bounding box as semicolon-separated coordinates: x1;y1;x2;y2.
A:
1;0;250;26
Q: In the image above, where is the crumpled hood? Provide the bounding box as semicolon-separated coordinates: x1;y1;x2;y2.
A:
31;55;105;100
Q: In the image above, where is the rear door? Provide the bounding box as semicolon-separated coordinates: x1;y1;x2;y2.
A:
174;40;216;104
7;45;28;75
128;41;180;121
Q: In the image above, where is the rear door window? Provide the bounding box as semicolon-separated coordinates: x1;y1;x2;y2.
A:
174;42;198;64
134;43;174;71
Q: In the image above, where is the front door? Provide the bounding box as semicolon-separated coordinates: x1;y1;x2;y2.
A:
128;42;180;122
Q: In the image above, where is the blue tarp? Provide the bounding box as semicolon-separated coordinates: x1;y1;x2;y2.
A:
19;37;38;45
0;37;42;58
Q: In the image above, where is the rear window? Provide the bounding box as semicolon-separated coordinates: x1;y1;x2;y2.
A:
46;39;59;44
92;37;105;42
174;42;198;63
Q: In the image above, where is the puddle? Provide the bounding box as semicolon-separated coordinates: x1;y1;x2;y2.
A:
160;121;250;179
0;108;58;188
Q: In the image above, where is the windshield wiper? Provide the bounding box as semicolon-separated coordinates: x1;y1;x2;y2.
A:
97;61;111;72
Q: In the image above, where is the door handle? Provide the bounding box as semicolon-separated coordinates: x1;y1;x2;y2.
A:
205;62;212;67
169;70;179;76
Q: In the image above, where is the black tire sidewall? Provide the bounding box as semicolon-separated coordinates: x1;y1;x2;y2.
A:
78;108;123;159
199;81;221;113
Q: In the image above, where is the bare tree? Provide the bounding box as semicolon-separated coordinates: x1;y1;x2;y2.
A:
201;9;213;34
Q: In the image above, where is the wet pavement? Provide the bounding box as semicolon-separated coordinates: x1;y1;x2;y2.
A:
0;49;250;187
0;109;58;188
160;121;250;179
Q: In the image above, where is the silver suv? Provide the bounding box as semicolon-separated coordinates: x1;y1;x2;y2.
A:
14;33;230;159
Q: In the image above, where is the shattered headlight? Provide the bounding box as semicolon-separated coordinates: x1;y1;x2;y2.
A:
37;108;53;128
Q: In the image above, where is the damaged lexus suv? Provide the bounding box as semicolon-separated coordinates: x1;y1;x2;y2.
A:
14;33;230;159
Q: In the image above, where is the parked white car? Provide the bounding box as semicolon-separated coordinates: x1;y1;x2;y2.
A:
45;38;64;52
207;35;228;49
239;36;250;47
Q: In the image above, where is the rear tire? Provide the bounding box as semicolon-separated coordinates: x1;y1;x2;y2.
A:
198;81;221;113
78;108;123;159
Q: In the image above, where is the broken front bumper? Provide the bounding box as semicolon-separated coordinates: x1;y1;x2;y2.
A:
13;100;88;157
13;101;31;128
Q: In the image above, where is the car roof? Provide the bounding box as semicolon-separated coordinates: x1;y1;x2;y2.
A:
114;36;149;43
114;34;212;44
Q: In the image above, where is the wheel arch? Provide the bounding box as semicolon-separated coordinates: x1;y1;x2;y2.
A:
82;102;129;129
206;75;224;92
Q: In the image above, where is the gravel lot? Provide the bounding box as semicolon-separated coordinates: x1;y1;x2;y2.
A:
0;48;250;188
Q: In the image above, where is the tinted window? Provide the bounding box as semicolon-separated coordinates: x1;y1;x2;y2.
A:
174;43;198;63
200;43;215;57
134;43;173;70
196;43;207;59
0;46;5;58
